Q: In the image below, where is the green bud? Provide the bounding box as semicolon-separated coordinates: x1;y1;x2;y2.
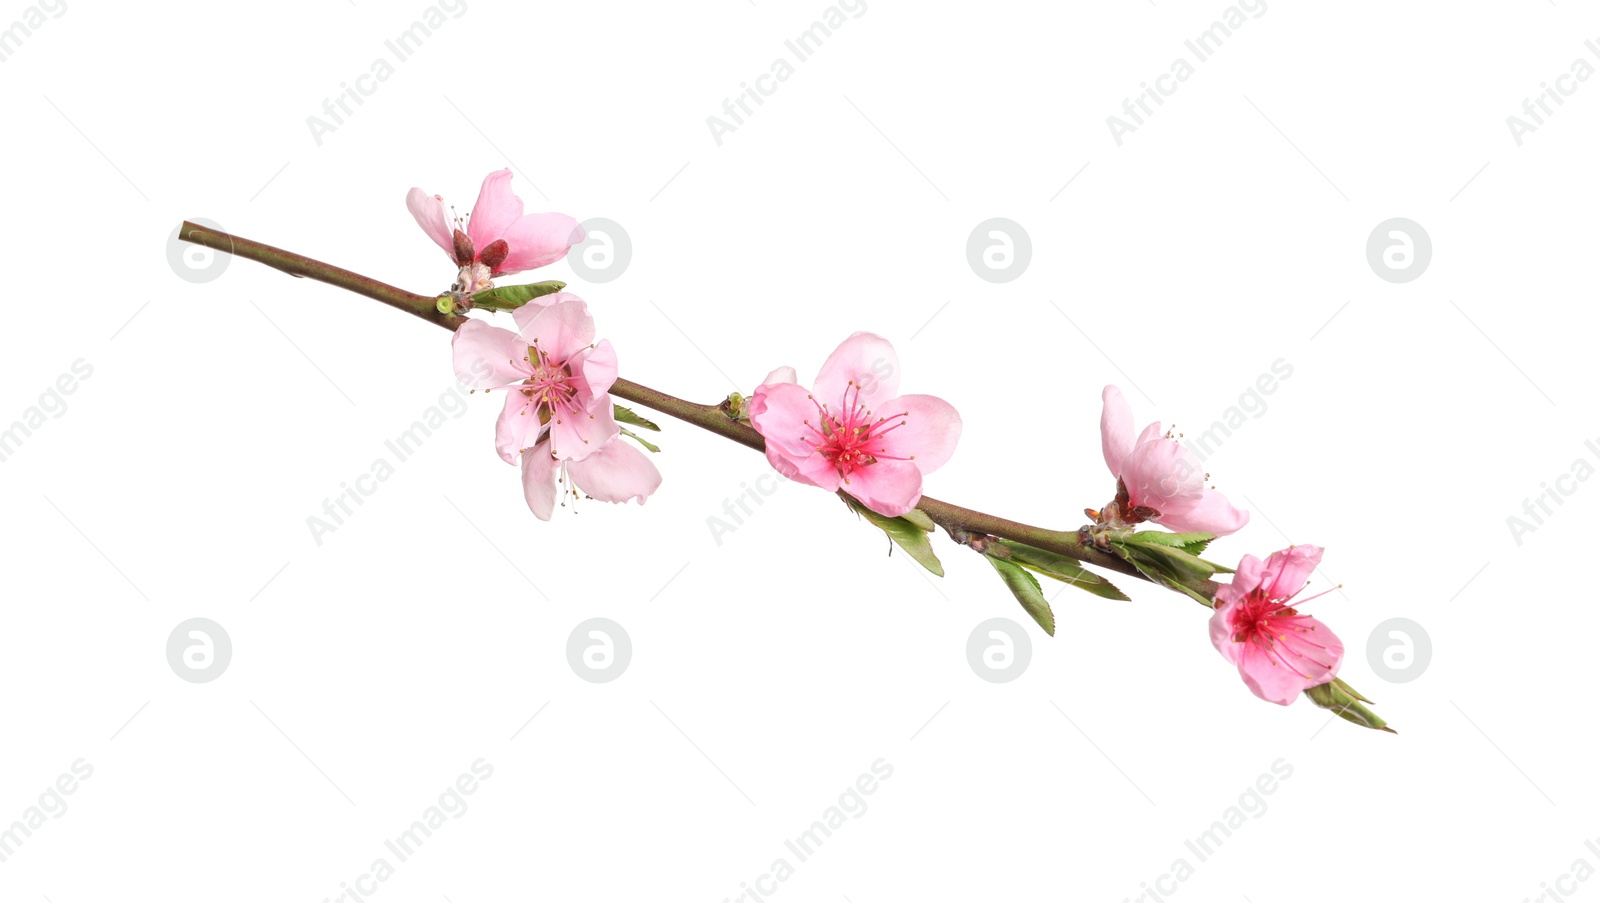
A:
1305;678;1396;734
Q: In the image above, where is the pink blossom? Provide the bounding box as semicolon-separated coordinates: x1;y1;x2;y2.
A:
451;293;660;519
1209;545;1344;704
1098;385;1248;536
748;332;961;518
521;435;663;520
451;293;618;464
408;169;581;293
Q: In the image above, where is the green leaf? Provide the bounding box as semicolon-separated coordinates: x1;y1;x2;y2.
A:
619;427;660;453
613;404;661;432
471;280;567;311
1104;539;1215;607
901;507;937;532
994;541;1130;601
1116;530;1216;558
987;556;1055;636
841;494;944;577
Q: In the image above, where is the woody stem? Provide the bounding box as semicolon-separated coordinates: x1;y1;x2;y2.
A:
176;221;1214;600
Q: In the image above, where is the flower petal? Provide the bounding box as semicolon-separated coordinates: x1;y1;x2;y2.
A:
748;382;823;459
497;212;582;275
548;396;618;463
1120;435;1202;513
1208;599;1244;663
758;366;798;388
520;439;558;520
1257;544;1323;600
842;458;923;518
1158;487;1250;536
874;394;962;475
572;339;619;410
452;319;531;390
1100;385;1135;476
407;188;456;258
512;294;595;362
813;332;901;413
748;382;841;491
495;389;544;465
569;438;663;506
466;169;523;250
1232;640;1306;705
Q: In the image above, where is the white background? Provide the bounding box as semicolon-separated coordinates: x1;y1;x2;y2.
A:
2;1;1596;900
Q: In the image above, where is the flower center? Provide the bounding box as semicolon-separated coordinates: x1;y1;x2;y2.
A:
520;343;579;429
801;380;911;483
1229;591;1337;678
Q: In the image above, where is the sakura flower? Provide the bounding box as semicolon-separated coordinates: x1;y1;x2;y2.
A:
1209;545;1344;705
1096;385;1248;536
451;293;620;464
408;169;582;294
748;332;961;518
451;292;661;520
522;434;662;520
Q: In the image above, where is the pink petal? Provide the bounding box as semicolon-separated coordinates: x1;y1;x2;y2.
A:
1258;545;1323;600
813;332;901;414
572;339;619;409
748;382;824;461
1208;599;1245;663
548;397;618;463
1232;640;1307;705
406;188;455;258
759;366;798;388
1100;385;1135;475
874;394;962;475
1158;488;1250;536
842;458;924;518
1120;435;1202;513
1229;554;1268;596
748;383;841;491
466;169;523;250
569;438;663;506
452;319;531;389
520;439;558;520
761;443;842;491
495;389;544;465
496;211;582;275
512;294;595;362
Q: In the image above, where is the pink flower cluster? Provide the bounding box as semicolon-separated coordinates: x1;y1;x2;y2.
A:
416;171;659;519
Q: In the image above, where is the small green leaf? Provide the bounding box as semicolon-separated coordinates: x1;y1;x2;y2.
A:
987;556;1055;636
1116;530;1216;558
901;507;937;532
613;404;661;432
619;427;660;453
471;280;567;311
995;541;1130;601
1105;539;1216;607
842;494;944;576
